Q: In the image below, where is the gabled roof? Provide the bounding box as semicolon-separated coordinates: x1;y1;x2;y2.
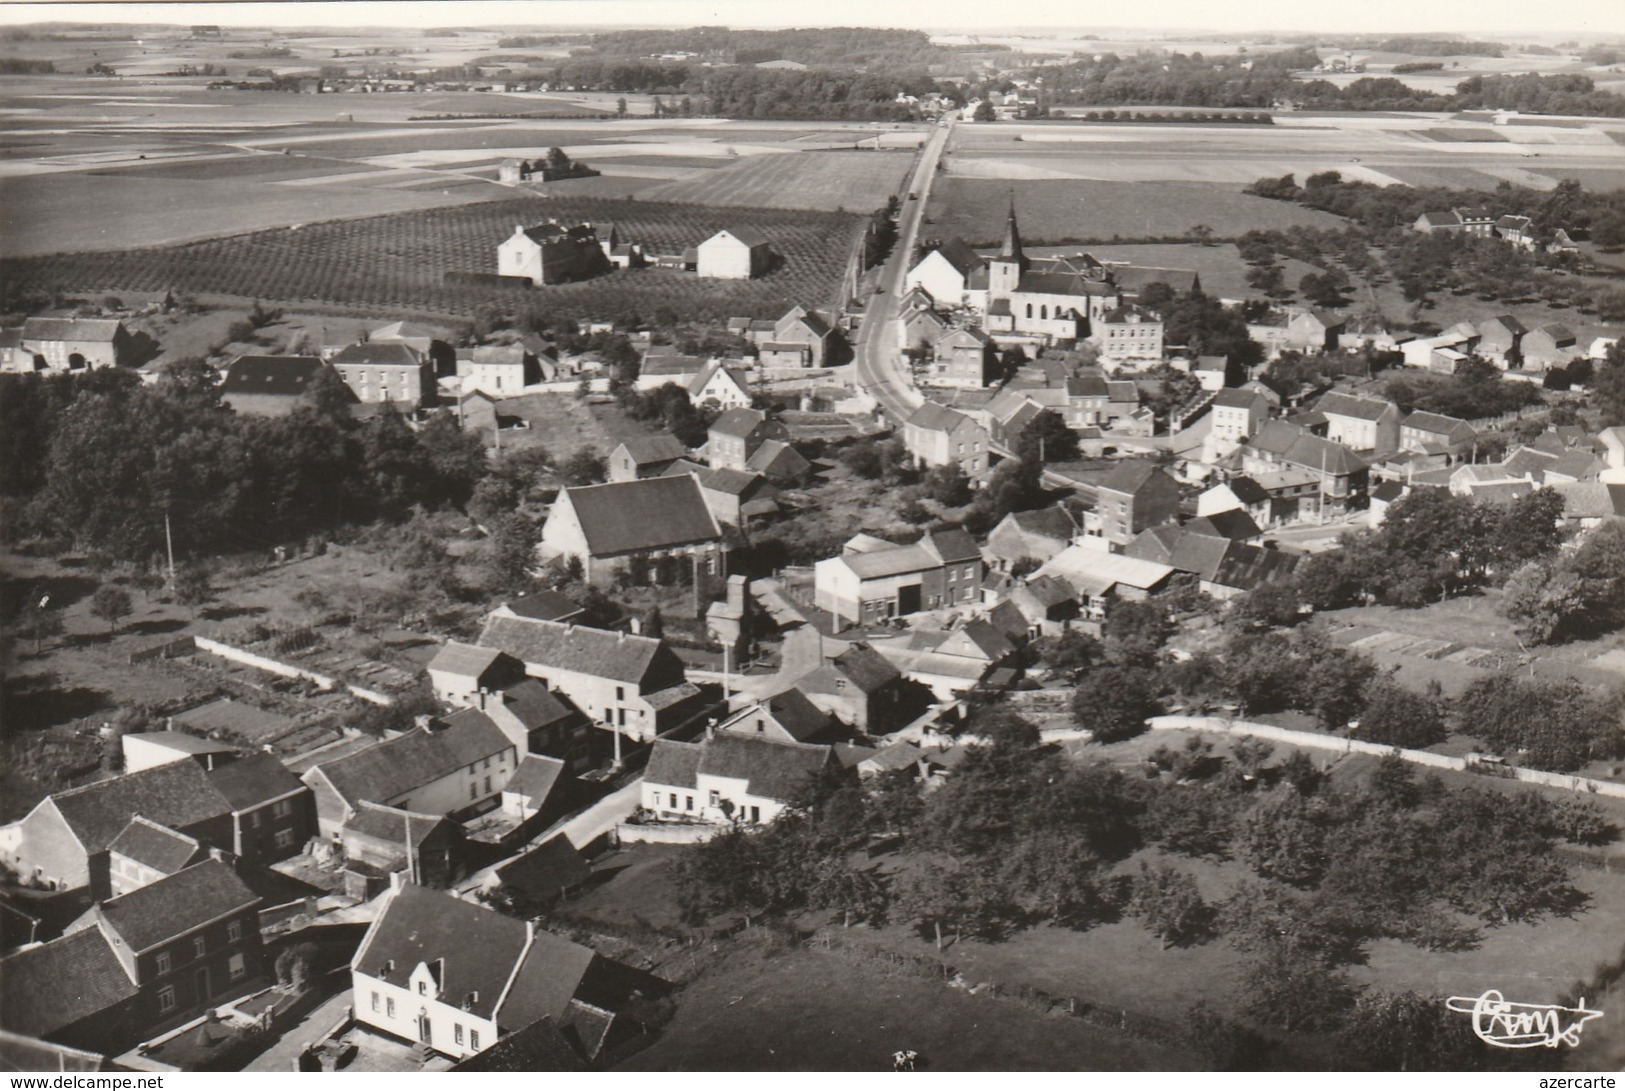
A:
427;641;510;680
0;927;137;1039
613;434;688;466
706;227;769;249
840;542;940;580
998;505;1077;543
309;714;512;810
709;407;768;439
495;679;578;733
107;816;203;874
1418;210;1461;227
121;730;236;758
1098;459;1169;495
700;733;832;802
1185;508;1262;542
823;642;902;693
495;834;591;903
449;1017;585;1072
928;238;987;278
1066;373;1110;399
1221;476;1269;504
220;356;327;398
748;688;838;743
1531;324;1576;345
47;761;230;855
1206;540;1300;592
479;615;673;684
206;753;305;811
1402;410;1475;442
645;739;703;790
342;802;449;847
503;755;567;805
97;859;260;954
905;401;975;434
555;476;721;556
745;439;810;478
355;884;532;1022
689;361;751;400
1211;387;1267;411
922;527;981;564
500;591;585;623
19;317;124;343
331;342;421;368
1316;390;1394;422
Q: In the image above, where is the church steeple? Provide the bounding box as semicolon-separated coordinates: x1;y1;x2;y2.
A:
998;195;1026;271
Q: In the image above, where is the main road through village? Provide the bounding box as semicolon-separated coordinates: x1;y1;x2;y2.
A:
851;115;954;424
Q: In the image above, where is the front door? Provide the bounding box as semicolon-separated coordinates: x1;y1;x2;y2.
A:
194;966;211;1004
418;1014;433;1045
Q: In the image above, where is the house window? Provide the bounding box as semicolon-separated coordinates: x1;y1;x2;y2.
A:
455;1024;465;1046
228;920;243;943
275;828;295;850
685;795;694;812
709;790;720;807
419;981;427;996
386;997;396;1018
229;954;246;981
469;1030;480;1051
193;936;206;959
247;811;260;829
834;679;846;690
156;951;172;974
483;775;492;794
616;686;625;701
273;799;293;819
158;986;177;1013
669;793;678;809
470;783;479;800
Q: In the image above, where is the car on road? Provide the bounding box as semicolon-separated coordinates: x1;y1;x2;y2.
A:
908;192;918;200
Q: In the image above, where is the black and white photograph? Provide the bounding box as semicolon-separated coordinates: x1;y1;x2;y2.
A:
0;0;1622;1076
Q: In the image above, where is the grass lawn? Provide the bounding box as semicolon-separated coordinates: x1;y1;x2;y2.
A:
1024;242;1322;302
617;933;1202;1071
926;177;1345;246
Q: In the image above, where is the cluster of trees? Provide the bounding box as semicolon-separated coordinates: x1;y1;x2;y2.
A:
615;382;718;448
0;366;486;567
584;26;949;70
1503;521;1625;645
1383;357;1544;420
0;58;55;74
698;68;940;121
1459;673;1623;772
1142;285;1266;369
1283;486;1567;610
676;725;1604;1065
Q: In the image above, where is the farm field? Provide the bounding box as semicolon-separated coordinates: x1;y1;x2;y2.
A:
925;177;1345;245
643;149;916;211
0;71;929;255
1023;242;1324;303
0;196;864;321
947;114;1625;192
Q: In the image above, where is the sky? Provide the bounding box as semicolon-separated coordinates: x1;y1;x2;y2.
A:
0;0;1621;37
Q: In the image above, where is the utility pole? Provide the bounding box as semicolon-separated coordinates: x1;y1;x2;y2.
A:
164;512;176;589
692;551;701;620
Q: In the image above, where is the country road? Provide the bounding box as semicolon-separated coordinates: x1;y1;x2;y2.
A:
851;115;954;423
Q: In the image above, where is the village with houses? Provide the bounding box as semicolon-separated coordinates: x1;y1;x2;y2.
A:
3;9;1625;1078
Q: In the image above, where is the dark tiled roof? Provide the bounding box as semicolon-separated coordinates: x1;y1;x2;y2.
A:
710;227;769;249
356;885;529;1022
1066;373;1109;399
1402;411;1475;442
0;928;137;1039
825;643;902;693
206;753;304;811
1167;532;1230;581
310;714;511;809
745;439;810;478
933;238;987;277
449;1018;584;1072
924;527;981;564
1185;508;1261;541
1098;459;1167;495
220;356;327;398
497;680;577;733
499;928;598;1030
614;434;688;465
645;739;702;790
1211;388;1265;410
700;734;832;802
427;641;509;680
342;802;447;847
108;817;203;874
504;755;566;805
709;407;767;440
501;591;585;623
20;317;124;343
906;402;973;434
758;689;838;743
97;860;260;953
1207;541;1299;592
331;342;421;368
558;477;720;556
495;835;591;902
122;730;236;756
48;762;229;855
479;616;671;684
1316;391;1394;422
1007;506;1077;541
1225;476;1269;504
170;700;295;742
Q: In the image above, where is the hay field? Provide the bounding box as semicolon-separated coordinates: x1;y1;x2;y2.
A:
643;150;915;211
926;177;1345;246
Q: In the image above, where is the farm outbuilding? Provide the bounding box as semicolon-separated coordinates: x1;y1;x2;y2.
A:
696;228;771;280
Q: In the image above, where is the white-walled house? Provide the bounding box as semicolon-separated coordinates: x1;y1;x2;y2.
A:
351;884;604;1061
302;713;517;838
642;733;836;826
538;476;724;585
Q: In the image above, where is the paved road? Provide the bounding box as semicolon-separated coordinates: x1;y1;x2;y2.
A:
851;116;954;423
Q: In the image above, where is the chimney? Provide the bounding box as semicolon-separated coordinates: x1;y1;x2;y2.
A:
628;616;641;635
618;630;626;642
476;687;488;711
728;574;748;612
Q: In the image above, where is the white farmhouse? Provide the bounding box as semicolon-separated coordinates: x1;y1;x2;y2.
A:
696;229;771;280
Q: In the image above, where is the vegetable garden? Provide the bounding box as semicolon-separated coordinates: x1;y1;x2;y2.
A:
0;197;866;322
